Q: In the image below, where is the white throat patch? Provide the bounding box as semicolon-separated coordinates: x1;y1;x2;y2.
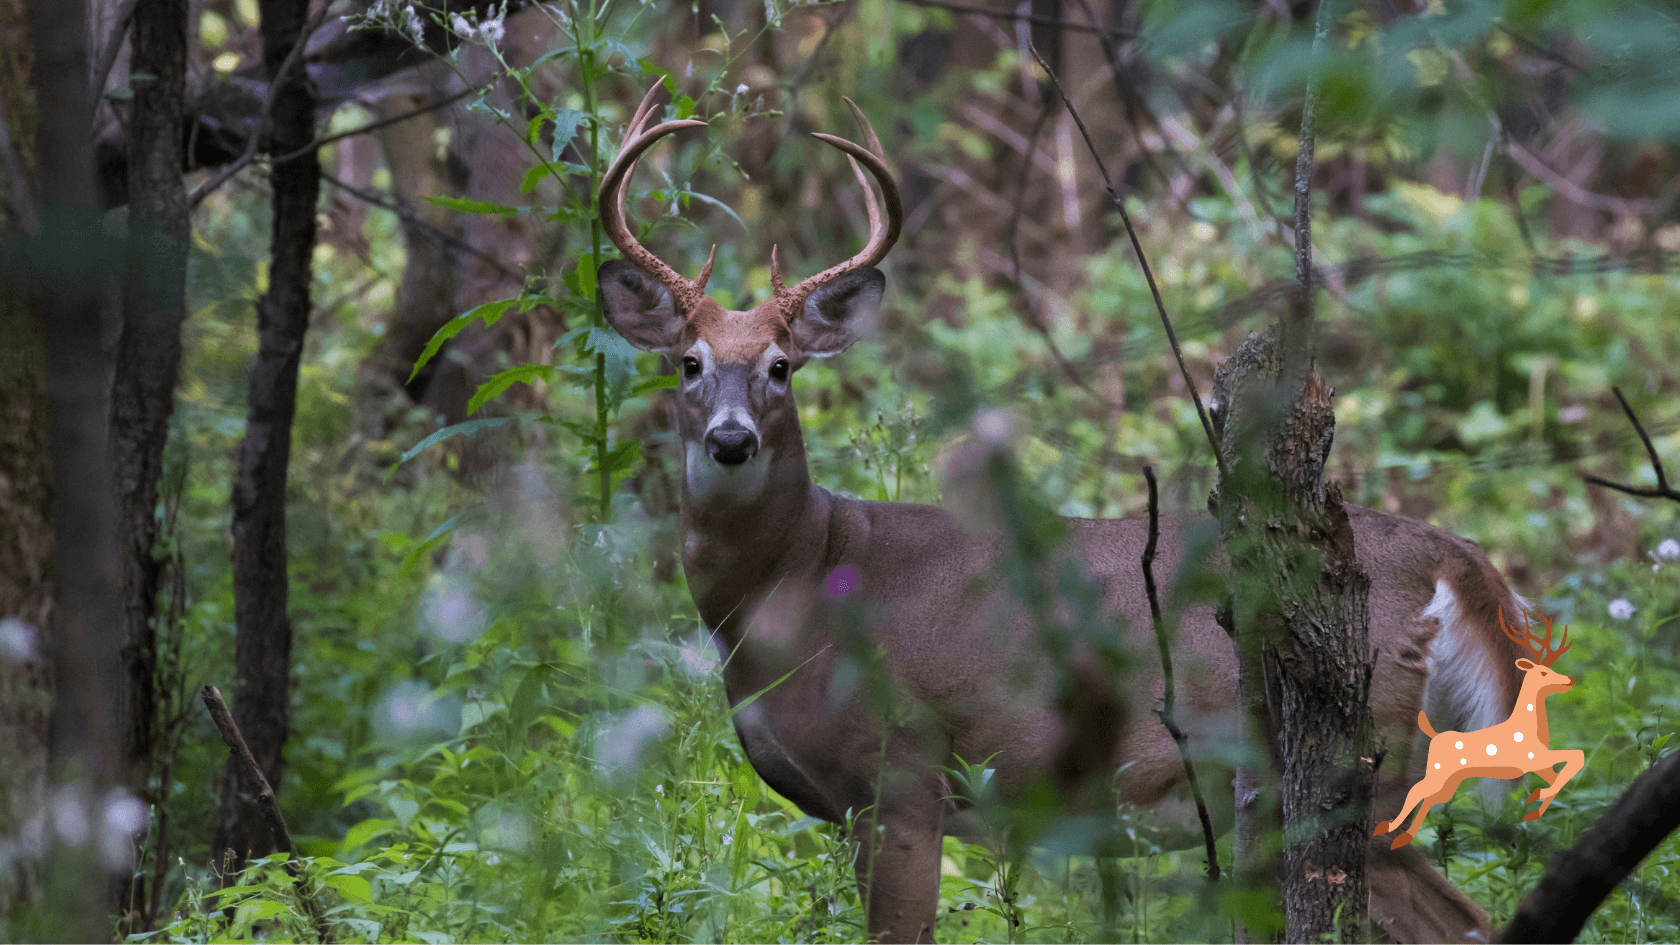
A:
686;440;774;502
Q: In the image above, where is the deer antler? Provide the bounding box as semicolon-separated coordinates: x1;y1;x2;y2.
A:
770;97;903;325
598;84;714;315
1499;605;1572;666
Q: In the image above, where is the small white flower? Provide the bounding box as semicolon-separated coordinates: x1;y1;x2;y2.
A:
722;834;733;846
1657;538;1680;560
1608;598;1636;620
735;84;749;96
655;783;664;795
404;6;424;41
479;13;505;45
451;13;473;37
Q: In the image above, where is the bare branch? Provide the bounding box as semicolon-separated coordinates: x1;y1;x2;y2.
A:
1581;386;1680;504
200;685;332;943
1027;42;1225;477
319;172;524;281
1142;466;1222;883
189;5;330;208
1499;751;1680;943
272;87;476;165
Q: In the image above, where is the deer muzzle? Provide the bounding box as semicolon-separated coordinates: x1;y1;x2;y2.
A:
706;421;759;465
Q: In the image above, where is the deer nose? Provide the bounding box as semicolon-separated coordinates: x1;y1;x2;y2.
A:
705;423;758;465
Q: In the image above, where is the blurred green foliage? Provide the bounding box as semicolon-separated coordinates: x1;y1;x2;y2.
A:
120;0;1680;940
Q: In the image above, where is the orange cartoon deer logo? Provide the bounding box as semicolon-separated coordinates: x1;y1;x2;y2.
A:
1374;607;1583;849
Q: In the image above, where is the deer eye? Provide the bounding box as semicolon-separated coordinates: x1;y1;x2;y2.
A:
769;359;790;382
682;356;701;379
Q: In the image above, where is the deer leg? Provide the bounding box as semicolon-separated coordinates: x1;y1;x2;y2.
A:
1374;773;1439;838
1390;776;1468;850
1525;750;1584;821
854;793;945;943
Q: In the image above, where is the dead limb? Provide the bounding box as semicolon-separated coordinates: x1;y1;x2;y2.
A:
1028;42;1224;477
1141;466;1222;883
1582;387;1680;504
200;685;332;943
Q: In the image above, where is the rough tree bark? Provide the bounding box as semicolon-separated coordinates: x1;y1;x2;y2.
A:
213;0;317;875
0;246;53;924
1209;0;1378;940
26;0;126;936
0;0;52;924
111;0;189;787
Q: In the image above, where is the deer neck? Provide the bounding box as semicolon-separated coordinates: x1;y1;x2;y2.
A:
679;418;830;636
1514;677;1552;746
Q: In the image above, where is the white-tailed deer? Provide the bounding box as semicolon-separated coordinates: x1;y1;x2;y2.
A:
1376;607;1582;850
598;86;1532;943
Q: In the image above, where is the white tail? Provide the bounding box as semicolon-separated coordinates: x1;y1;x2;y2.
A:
598;85;1529;944
1376;608;1583;849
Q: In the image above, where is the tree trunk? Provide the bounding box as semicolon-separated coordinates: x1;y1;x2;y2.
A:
26;0;126;936
1210;3;1377;939
0;262;53;924
213;0;317;875
111;0;188;790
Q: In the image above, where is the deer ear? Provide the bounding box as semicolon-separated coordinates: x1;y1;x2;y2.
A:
792;267;884;359
600;260;681;351
1516;658;1536;671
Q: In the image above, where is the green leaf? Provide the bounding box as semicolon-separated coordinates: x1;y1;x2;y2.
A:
323;873;373;903
343;818;390;852
550;108;586;163
520;163;547;195
631;374;678;395
398;418;513;465
424;195;518;216
407;298;516;382
399;512;466;571
684;190;745;233
389;795;419;829
467;364;558;415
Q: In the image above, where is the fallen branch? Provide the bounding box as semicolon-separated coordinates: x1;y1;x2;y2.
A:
1141;466;1222;883
1582;387;1680;504
1028;42;1224;476
1499;751;1680;942
200;685;332;943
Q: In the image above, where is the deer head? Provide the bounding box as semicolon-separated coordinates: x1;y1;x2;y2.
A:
596;88;901;504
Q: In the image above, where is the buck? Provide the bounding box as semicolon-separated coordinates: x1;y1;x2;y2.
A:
1376;607;1583;850
597;87;1534;943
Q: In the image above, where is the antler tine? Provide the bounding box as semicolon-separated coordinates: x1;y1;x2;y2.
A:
842;96;885;160
626;82;663;142
846;154;882;238
1498;606;1573;666
597;91;710;311
773;122;903;322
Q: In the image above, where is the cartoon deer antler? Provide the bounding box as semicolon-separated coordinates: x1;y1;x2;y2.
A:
1499;605;1571;666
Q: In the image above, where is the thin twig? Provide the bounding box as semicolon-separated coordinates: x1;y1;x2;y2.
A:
189;6;329;209
1288;0;1334;376
319;172;523;281
273;87;476;164
1581;386;1680;503
1142;466;1223;883
1006;95;1053;284
200;686;332;943
896;0;1129;38
1028;42;1225;476
0;95;37;231
1070;0;1187;202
